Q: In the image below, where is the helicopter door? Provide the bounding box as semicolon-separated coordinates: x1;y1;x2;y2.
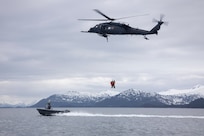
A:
100;24;106;34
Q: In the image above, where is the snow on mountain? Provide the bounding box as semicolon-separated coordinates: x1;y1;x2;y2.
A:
0;95;34;107
115;88;203;105
96;88;167;107
158;94;201;105
0;95;22;105
32;90;120;107
98;90;120;97
116;88;154;100
158;85;204;105
63;90;119;97
59;90;119;102
159;84;204;96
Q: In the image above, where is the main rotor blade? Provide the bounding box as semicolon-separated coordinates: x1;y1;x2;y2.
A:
94;9;115;21
79;9;149;22
152;18;158;23
115;13;149;20
78;19;109;21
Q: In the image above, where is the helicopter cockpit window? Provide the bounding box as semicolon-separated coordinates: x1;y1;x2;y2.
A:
95;25;102;29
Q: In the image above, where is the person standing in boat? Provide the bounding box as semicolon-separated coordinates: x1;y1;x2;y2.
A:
46;100;51;109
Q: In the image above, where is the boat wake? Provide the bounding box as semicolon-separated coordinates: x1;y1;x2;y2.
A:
57;112;204;119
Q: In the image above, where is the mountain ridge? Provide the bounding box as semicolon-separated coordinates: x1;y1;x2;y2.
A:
2;85;204;108
159;84;204;96
31;88;204;108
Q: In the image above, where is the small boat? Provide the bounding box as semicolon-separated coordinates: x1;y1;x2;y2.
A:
36;100;70;116
37;108;70;116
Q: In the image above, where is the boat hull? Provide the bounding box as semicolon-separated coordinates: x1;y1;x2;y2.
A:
37;108;70;116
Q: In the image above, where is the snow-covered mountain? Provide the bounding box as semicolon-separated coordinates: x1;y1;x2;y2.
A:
2;85;204;108
95;89;167;107
158;85;204;105
32;88;204;108
0;95;33;108
158;94;201;105
101;88;202;106
159;84;204;96
55;90;119;103
32;90;119;107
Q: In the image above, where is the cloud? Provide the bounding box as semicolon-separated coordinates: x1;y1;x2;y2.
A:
0;0;204;104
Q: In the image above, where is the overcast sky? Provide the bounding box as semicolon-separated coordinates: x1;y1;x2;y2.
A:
1;0;204;104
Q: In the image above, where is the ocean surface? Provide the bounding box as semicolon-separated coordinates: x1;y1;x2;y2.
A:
0;108;204;136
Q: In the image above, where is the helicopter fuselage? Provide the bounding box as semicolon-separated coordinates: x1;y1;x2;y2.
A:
88;22;151;37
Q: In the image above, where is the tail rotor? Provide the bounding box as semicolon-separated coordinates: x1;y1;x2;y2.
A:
153;14;168;26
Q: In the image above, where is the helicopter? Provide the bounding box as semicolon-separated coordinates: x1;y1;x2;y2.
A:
79;9;168;41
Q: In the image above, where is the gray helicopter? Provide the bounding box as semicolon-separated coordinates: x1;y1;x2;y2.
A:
79;9;168;41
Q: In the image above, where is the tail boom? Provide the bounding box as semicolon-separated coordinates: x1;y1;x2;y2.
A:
149;21;163;35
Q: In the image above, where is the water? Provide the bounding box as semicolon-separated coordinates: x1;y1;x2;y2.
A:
0;108;204;136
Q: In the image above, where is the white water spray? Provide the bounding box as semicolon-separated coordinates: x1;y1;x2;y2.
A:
57;112;204;119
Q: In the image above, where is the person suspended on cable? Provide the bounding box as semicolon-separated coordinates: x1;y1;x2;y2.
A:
110;80;116;88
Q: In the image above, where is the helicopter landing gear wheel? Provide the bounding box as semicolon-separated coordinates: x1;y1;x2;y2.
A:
144;35;149;40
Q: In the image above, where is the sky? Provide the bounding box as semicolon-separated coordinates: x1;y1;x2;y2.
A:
0;0;204;105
